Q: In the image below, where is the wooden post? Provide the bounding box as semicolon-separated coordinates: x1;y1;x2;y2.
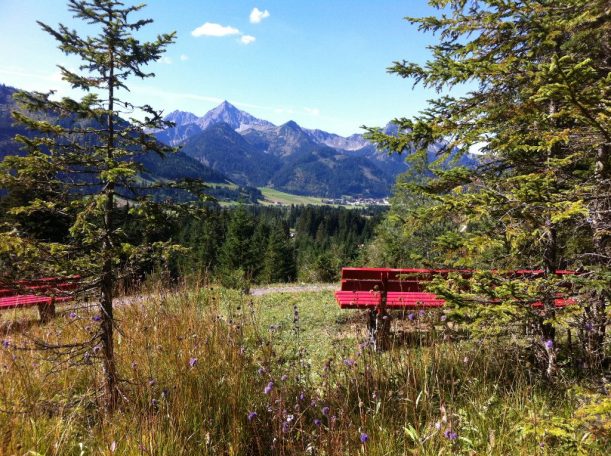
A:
368;308;377;347
38;300;56;323
375;271;391;351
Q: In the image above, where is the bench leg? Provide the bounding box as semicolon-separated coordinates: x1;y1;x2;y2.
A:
375;311;391;352
368;309;377;346
368;308;391;352
38;302;56;323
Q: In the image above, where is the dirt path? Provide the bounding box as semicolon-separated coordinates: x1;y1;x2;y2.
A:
250;283;337;296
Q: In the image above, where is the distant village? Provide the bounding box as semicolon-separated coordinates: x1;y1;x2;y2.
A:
321;196;390;206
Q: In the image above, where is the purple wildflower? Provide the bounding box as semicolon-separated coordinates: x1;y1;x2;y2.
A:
584;322;593;332
247;411;257;421
2;340;9;349
189;357;198;368
419;310;425;317
282;422;290;433
544;339;554;350
281;374;288;382
148;378;156;387
408;313;416;321
313;418;321;426
93;345;101;354
343;358;356;367
69;312;77;319
360;432;369;443
258;367;266;375
131;361;138;369
161;388;169;399
444;430;458;440
299;392;305;401
92;315;102;322
151;399;158;408
440;315;447;322
322;406;330;416
264;381;274;395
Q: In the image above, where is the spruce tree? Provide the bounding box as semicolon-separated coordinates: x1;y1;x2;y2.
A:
0;0;177;408
262;221;296;283
367;0;609;374
219;206;257;287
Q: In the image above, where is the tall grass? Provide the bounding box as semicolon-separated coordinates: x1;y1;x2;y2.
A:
0;284;608;455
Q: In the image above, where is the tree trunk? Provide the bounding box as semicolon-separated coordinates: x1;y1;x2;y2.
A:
541;221;558;379
100;43;118;411
538;100;561;379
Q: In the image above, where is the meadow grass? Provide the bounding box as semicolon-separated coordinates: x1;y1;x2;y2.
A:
0;284;608;455
258;188;326;206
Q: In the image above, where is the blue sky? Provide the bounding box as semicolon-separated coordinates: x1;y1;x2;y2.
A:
0;1;446;136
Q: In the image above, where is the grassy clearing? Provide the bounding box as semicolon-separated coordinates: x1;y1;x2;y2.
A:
258;187;326;206
0;284;609;455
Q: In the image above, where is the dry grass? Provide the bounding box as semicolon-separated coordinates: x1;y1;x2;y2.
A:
0;283;608;455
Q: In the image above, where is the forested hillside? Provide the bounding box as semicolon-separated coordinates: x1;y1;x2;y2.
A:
177;205;384;285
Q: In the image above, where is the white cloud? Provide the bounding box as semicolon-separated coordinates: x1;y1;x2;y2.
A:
191;22;240;37
249;7;270;24
160;56;173;65
240;35;256;45
180;54;189;61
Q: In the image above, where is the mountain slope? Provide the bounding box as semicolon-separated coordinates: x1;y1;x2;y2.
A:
180;122;281;187
0;84;229;187
241;120;321;158
269;145;389;197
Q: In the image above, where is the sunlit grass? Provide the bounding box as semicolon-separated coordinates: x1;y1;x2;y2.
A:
0;284;608;455
258;187;326;206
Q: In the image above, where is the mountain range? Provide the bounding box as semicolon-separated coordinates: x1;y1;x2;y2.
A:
1;82;476;200
154;101;420;197
0;84;264;203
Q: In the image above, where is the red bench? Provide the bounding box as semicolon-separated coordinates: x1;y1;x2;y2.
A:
0;277;80;322
335;267;576;349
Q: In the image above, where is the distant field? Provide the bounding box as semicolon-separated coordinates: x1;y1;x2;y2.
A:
258;187;326;206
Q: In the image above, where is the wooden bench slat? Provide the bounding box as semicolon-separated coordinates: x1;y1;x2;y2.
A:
0;295;54;309
335;268;578;311
0;276;80;319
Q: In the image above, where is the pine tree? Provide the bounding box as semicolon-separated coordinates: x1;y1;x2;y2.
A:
0;0;177;409
262;221;296;283
367;0;609;374
219;206;257;287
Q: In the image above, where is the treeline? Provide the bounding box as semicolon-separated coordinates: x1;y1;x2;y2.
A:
1;175;382;287
176;205;384;286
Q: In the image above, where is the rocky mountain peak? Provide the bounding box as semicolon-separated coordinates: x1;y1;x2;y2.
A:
163;110;198;126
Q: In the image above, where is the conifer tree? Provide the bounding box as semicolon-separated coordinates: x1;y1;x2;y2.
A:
219;206;257;287
367;0;609;374
0;0;177;408
262;221;296;283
